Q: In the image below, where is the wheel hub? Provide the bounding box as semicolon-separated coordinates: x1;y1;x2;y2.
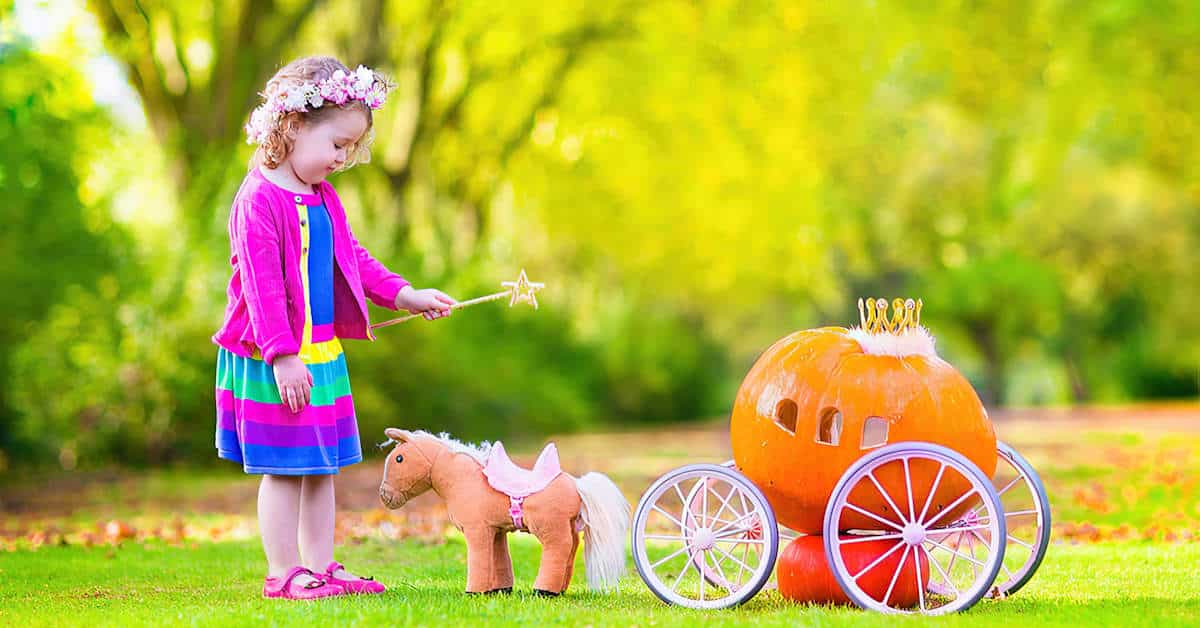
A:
745;516;763;540
692;527;715;550
902;522;927;546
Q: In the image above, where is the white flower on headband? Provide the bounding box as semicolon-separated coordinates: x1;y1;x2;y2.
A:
281;89;312;112
245;65;390;145
354;66;374;94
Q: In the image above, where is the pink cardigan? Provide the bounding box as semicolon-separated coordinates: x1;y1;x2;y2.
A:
212;167;410;364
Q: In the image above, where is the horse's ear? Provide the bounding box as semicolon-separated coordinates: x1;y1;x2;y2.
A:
385;428;412;443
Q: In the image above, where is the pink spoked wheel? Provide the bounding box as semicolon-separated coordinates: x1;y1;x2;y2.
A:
823;442;1006;615
927;441;1051;600
683;460;797;591
632;463;779;609
984;441;1051;598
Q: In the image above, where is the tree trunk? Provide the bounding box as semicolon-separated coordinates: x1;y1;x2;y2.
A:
1063;352;1091;403
968;319;1006;407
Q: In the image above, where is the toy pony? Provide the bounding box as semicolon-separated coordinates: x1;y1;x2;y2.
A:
378;429;630;595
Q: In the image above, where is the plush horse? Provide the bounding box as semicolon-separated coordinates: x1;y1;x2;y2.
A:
378;429;630;595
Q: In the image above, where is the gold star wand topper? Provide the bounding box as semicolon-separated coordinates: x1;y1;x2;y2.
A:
370;269;546;330
502;269;544;309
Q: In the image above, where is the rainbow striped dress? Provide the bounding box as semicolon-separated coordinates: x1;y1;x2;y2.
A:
215;197;361;475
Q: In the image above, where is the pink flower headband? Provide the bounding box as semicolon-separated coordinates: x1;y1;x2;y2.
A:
245;65;390;144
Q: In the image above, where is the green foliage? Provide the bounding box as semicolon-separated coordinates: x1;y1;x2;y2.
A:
2;0;1198;468
350;290;729;444
0;45;133;464
9;290;218;468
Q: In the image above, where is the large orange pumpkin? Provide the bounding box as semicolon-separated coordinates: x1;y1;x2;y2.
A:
777;535;928;606
730;298;996;534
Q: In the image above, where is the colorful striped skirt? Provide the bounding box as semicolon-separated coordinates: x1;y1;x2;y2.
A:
215;341;362;475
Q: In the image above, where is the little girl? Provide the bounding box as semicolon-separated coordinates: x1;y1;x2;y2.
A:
212;56;456;600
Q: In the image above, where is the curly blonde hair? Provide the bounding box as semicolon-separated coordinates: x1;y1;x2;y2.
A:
249;56;392;171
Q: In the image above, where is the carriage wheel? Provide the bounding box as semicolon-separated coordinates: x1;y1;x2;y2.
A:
823;442;1006;614
982;441;1051;598
632;463;779;609
684;460;796;591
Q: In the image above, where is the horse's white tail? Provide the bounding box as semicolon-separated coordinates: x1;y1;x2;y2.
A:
576;472;630;591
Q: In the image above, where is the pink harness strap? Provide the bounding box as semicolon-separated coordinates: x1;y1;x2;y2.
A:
509;496;527;530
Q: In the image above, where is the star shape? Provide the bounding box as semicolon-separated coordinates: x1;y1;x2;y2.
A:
501;269;545;309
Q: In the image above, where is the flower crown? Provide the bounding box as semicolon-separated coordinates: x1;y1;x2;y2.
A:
245;65;390;145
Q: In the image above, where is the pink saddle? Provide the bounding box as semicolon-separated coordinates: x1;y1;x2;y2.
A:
482;441;563;530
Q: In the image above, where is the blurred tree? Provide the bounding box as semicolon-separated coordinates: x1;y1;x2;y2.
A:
915;253;1063;405
77;0;1200;380
7;0;1191;468
85;0;338;308
84;0;635;260
74;0;733;450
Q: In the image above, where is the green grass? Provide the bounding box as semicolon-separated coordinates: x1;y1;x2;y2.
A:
3;413;1198;624
1;535;1197;627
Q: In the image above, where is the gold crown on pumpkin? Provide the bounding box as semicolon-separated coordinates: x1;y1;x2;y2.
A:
857;297;923;334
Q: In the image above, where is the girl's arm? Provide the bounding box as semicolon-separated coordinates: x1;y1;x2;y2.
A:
348;225;410;310
232;199;300;364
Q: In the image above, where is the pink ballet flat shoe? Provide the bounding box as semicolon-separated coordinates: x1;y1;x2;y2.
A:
323;561;386;595
263;566;345;600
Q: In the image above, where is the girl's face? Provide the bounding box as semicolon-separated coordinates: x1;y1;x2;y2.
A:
288;108;369;185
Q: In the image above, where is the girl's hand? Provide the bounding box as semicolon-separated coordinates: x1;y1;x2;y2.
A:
395;286;457;321
273;354;312;413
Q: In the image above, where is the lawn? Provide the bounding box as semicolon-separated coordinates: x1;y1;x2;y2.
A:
0;536;1196;627
1;404;1198;625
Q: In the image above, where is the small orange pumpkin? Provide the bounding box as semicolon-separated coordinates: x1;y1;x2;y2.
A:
730;298;996;534
777;535;928;606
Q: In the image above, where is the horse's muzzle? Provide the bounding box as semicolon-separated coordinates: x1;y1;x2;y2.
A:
379;484;406;509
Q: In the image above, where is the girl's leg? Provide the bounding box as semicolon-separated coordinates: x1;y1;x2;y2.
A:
299;474;355;577
259;474;316;583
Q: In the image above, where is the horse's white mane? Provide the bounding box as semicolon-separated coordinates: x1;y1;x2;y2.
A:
414;430;493;464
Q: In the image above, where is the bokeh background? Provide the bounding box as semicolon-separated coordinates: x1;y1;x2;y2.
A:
1;0;1198;475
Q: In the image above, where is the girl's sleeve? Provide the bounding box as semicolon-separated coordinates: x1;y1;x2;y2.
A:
232;200;300;364
348;224;410;310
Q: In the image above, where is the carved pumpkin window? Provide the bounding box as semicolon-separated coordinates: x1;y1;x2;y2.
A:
774;399;798;434
816;407;842;446
861;416;889;449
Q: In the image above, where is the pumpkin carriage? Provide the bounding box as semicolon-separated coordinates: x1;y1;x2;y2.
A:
630;299;1051;614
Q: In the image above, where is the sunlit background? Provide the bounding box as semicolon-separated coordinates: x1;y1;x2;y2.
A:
2;0;1198;472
